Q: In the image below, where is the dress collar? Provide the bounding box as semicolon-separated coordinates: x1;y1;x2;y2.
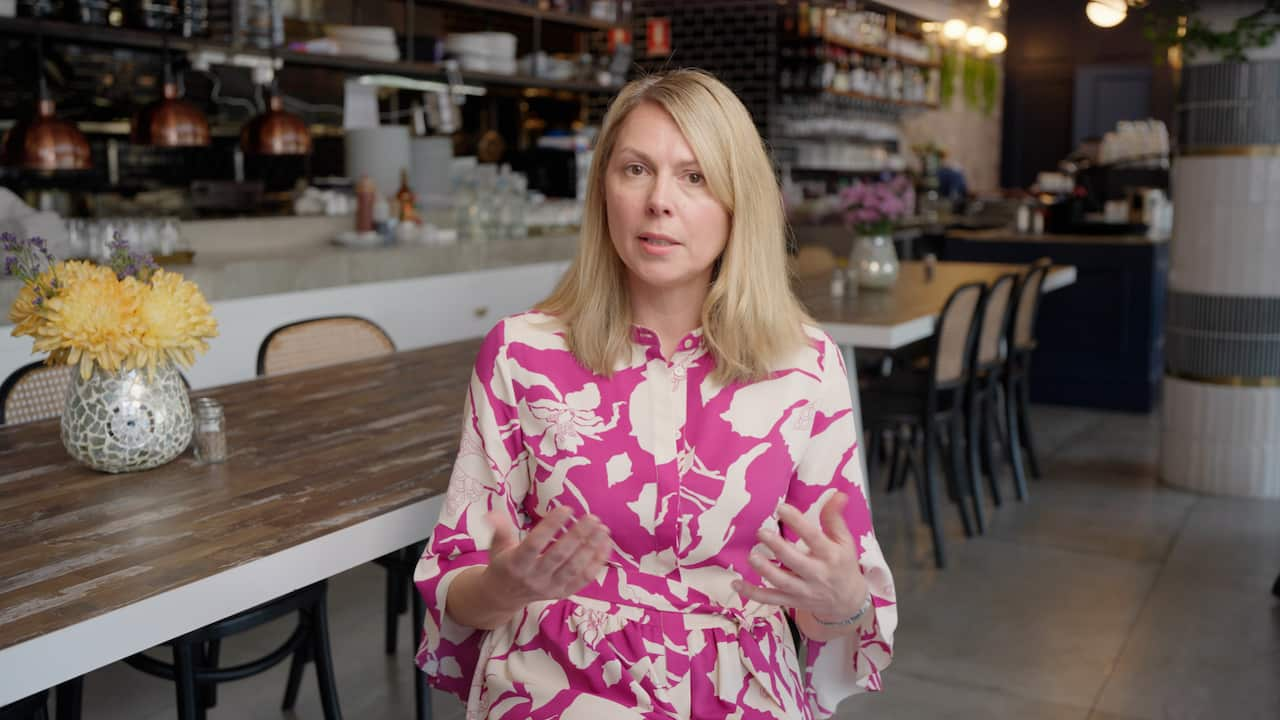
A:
631;325;705;353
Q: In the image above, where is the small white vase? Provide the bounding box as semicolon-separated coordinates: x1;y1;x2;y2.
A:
61;362;193;473
850;234;899;289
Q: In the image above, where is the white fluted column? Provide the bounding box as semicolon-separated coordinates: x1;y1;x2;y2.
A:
1160;18;1280;498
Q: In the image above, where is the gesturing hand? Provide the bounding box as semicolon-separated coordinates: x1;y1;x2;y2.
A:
480;505;613;614
731;493;870;624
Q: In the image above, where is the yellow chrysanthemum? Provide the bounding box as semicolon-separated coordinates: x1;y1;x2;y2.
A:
8;280;47;338
8;261;102;339
34;266;143;380
129;269;219;376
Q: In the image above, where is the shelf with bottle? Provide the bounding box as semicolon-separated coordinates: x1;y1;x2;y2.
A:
820;33;939;69
782;2;939;70
826;88;938;110
0;16;622;95
420;0;628;32
778;41;939;108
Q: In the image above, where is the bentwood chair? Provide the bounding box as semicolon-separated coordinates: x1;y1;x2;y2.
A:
257;315;431;720
256;315;396;376
792;244;838;277
0;362;73;426
861;282;987;569
1005;260;1054;481
1;361;191;426
123;582;342;720
965;272;1026;531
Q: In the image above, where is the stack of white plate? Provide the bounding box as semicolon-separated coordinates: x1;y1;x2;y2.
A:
325;25;401;62
444;32;517;74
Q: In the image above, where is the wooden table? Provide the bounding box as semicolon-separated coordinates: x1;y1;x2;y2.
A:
0;340;478;706
0;261;1077;706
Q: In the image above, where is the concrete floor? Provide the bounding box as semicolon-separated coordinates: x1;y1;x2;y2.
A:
73;406;1280;720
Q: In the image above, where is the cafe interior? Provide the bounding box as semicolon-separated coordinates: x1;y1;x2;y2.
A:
0;0;1277;718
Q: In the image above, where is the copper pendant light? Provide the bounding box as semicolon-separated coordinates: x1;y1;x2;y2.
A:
240;93;312;155
0;27;92;171
131;19;211;148
132;79;212;147
239;0;311;156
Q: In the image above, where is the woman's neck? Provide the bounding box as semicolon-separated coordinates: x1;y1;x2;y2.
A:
628;277;708;357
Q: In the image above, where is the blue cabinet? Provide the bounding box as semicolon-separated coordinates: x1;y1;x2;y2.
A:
943;232;1168;413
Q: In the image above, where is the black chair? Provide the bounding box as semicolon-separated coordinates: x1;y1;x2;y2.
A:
0;680;82;720
0;692;48;720
1005;260;1053;480
124;581;341;720
862;282;987;568
257;316;431;720
965;273;1027;528
378;542;432;720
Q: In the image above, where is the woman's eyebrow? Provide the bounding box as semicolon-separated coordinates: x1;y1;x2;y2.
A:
615;146;699;168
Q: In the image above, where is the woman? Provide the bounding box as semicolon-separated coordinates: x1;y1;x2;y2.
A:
415;69;896;719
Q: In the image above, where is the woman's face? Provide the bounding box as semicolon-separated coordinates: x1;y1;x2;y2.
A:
605;102;730;298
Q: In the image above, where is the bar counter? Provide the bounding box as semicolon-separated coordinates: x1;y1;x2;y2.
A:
944;228;1169;413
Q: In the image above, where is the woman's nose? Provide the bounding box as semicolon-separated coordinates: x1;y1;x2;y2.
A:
646;176;675;217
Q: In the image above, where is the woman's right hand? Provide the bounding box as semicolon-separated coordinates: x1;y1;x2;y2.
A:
479;505;612;615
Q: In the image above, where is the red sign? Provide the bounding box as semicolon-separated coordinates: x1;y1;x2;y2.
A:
646;17;671;56
608;27;633;53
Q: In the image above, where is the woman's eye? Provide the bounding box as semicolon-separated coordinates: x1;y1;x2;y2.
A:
625;164;645;176
687;172;703;185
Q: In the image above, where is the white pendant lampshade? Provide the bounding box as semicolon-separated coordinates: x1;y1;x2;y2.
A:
1087;0;1128;28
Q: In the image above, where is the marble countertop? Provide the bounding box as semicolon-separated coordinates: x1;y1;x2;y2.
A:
0;215;579;311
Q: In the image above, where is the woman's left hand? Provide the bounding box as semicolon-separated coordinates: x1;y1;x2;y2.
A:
731;492;870;624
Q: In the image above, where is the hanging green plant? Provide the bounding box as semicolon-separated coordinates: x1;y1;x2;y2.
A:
1144;0;1280;62
962;53;981;111
980;57;1000;115
939;47;957;106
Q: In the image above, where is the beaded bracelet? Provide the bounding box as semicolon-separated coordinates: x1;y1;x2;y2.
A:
814;591;874;627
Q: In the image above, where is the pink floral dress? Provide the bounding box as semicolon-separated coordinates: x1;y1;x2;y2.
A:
415;312;897;719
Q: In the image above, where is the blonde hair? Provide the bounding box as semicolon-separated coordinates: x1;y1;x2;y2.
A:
537;69;811;385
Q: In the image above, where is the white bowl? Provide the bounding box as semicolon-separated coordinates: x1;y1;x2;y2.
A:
326;25;397;45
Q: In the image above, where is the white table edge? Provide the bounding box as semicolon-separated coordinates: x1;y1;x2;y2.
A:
0;495;446;706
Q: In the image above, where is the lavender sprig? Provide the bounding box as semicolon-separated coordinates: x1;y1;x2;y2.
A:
107;233;159;282
2;232;61;301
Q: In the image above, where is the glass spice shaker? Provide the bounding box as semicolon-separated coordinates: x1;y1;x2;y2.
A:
193;397;227;464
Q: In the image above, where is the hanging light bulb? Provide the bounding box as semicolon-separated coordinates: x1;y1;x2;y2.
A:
240;0;311;156
1086;0;1128;28
1;26;92;171
965;25;989;47
943;19;968;40
985;31;1008;54
988;0;1003;8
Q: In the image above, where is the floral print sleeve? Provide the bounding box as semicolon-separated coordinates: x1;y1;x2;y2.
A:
413;320;530;697
415;312;896;719
785;336;897;715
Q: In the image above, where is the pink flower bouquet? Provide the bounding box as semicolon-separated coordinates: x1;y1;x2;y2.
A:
839;176;915;236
